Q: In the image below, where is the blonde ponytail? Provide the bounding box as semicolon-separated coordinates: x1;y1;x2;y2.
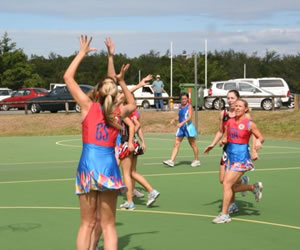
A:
99;78;121;129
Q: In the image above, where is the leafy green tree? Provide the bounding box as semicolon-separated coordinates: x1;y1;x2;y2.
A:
0;32;41;89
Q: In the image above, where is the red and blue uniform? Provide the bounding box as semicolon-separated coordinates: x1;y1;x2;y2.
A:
75;102;126;194
118;109;144;159
225;118;254;171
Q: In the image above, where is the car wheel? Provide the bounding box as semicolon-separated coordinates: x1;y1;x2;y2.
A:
204;98;212;109
261;99;273;111
213;99;225;110
31;104;41;113
75;103;81;112
2;104;9;111
142;101;150;109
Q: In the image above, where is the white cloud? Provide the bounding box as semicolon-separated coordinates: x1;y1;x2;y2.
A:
3;28;300;58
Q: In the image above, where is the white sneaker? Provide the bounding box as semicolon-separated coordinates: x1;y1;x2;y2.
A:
253;182;263;202
228;203;239;214
241;176;250;197
133;189;144;198
146;189;160;207
120;201;136;210
163;160;174;167
212;213;231;224
191;160;201;167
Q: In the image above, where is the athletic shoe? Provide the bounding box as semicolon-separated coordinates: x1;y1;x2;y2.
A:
146;189;160;207
212;213;232;224
163;160;174;167
253;182;263;202
191;160;201;167
241;176;250;197
133;189;144;198
228;202;239;214
120;201;135;210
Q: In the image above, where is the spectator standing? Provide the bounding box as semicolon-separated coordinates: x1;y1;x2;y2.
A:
152;74;164;111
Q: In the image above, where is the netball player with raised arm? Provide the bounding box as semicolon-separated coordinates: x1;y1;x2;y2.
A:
64;35;136;250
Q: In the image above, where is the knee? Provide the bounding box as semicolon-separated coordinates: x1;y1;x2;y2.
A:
81;218;97;230
174;141;180;148
222;181;232;191
100;220;115;233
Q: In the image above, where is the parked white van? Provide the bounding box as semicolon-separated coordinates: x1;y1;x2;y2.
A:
124;85;169;109
49;83;66;91
231;78;290;105
0;88;13;101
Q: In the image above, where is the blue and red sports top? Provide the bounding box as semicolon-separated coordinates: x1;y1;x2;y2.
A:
226;118;251;144
82;102;120;147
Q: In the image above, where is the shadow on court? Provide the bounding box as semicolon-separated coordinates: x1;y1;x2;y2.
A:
97;231;158;250
0;223;41;233
204;199;261;216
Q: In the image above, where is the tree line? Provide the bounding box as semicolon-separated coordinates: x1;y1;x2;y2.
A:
1;32;300;95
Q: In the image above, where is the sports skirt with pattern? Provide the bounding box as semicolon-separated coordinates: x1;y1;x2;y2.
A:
76;143;127;194
118;138;144;160
225;143;254;172
176;122;197;137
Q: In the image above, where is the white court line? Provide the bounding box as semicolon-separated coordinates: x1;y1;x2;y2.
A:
0;206;299;230
0;149;299;167
0;160;77;166
1;167;300;184
55;138;300;150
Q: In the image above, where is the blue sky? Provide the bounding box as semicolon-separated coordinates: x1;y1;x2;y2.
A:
1;0;300;57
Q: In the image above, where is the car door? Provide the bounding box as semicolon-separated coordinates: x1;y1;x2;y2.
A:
58;87;73;110
41;87;65;111
238;82;263;108
19;89;33;108
142;86;154;106
9;90;25;108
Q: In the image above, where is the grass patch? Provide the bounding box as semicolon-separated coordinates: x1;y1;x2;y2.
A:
0;110;300;140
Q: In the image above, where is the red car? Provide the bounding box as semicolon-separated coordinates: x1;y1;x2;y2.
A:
0;88;48;111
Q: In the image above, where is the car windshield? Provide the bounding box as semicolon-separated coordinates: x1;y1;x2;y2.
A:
0;90;10;95
239;82;255;92
50;87;66;96
14;90;25;96
142;87;153;93
224;82;237;90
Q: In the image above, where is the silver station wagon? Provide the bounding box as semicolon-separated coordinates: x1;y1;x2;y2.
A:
204;80;282;111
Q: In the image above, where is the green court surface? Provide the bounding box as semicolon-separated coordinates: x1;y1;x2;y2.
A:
0;134;300;250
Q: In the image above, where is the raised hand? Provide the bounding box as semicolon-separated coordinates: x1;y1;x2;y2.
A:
115;64;130;82
79;35;97;55
104;37;115;56
142;74;153;83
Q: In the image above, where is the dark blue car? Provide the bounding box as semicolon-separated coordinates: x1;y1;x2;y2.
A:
29;85;94;113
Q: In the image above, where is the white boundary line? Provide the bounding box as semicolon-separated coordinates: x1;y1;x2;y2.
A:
0;150;299;167
55;138;300;150
0;206;299;230
1;167;300;184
